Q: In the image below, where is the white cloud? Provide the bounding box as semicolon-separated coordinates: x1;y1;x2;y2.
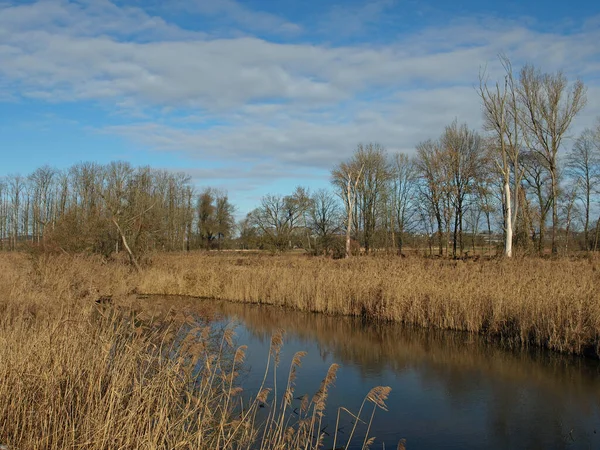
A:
2;3;597;111
1;0;599;204
171;0;302;35
317;0;397;37
0;0;202;41
103;85;484;169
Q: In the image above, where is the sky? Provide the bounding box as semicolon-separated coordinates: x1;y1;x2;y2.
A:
0;0;599;215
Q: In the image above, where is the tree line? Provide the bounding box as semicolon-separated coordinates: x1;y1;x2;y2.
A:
1;57;599;260
0;161;235;266
246;57;598;258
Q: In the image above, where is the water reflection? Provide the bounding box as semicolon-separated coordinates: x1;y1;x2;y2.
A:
138;296;600;450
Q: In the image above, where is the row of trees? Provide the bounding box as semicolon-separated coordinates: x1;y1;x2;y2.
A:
247;58;598;257
0;162;235;266
2;57;598;259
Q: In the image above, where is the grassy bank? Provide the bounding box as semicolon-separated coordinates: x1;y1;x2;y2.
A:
4;251;600;357
0;253;391;449
135;252;600;357
1;251;599;447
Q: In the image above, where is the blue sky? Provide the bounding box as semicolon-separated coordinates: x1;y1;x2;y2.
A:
1;0;599;215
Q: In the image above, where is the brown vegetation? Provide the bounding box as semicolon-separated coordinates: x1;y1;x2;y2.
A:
0;252;390;449
128;251;600;357
6;250;600;357
2;249;599;447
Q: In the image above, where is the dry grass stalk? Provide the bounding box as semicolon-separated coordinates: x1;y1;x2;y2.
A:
131;251;600;357
0;253;392;449
4;250;598;356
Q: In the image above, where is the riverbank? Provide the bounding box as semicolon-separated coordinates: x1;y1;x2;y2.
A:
137;252;600;357
5;251;599;357
1;250;599;447
0;252;392;449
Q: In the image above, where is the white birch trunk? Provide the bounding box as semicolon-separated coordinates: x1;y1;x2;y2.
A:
504;180;513;258
345;178;353;259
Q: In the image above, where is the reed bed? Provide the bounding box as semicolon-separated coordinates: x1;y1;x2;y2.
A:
136;252;600;357
0;253;390;449
4;251;600;356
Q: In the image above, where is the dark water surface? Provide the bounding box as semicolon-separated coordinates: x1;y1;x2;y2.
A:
145;296;600;450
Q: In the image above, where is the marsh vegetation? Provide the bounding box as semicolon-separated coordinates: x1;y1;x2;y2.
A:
0;253;394;449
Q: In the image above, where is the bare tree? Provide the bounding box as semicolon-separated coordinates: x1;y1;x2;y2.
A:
198;188;216;249
565;126;600;249
237;214;260;250
518;65;587;254
309;188;343;255
356;144;392;254
416;139;452;256
7;174;24;250
560;176;580;253
0;180;6;249
442;120;486;257
250;187;311;251
28;165;56;244
416;200;437;256
331;152;365;258
214;191;236;250
1;161;205;257
521;151;553;253
390;153;417;254
478;55;523;257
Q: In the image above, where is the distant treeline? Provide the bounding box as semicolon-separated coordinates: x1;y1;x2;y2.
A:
0;161;235;266
243;57;599;258
1;58;599;259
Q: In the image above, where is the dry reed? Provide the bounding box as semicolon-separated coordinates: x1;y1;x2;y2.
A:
0;252;391;449
135;251;600;357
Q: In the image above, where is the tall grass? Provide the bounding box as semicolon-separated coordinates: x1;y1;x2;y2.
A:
137;252;600;357
4;251;600;356
0;253;391;449
2;249;598;447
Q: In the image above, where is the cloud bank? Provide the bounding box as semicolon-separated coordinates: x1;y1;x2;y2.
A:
1;0;599;208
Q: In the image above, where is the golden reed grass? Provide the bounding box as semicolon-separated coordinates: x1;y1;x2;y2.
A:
0;252;391;449
135;251;600;357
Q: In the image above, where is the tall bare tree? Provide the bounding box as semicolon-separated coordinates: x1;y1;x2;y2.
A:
565;126;600;249
309;188;342;255
560;176;580;253
521;151;553;253
198;188;216;249
356;144;392;254
518;65;587;254
214;191;236;250
28;165;56;244
390;153;417;254
416;139;447;256
478;55;523;257
442;120;486;257
7;174;24;250
331;150;365;258
0;180;6;249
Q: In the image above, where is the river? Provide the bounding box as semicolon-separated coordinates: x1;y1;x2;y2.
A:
142;296;600;450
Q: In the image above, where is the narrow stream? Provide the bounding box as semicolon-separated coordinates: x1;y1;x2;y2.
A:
142;296;600;450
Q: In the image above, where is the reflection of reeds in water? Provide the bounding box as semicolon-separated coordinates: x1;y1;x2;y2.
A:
0;255;393;449
131;295;600;445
